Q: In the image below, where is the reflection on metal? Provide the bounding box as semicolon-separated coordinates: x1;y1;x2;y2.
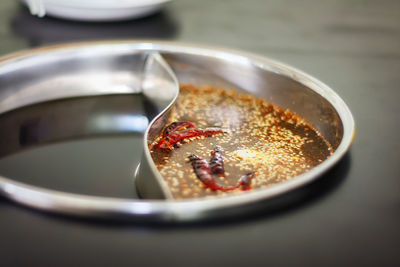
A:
142;53;179;112
0;41;355;222
0;72;140;114
89;114;149;133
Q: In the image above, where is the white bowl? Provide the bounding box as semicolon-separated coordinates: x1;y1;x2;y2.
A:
24;0;172;21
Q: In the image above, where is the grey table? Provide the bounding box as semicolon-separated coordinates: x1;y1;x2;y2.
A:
0;1;399;266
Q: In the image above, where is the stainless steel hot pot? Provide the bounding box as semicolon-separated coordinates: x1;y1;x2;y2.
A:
0;41;355;222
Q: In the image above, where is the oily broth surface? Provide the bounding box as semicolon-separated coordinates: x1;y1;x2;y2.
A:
150;85;332;199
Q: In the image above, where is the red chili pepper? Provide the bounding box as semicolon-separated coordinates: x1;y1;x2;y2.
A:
162;122;196;137
188;154;223;191
189;154;254;192
210;146;225;177
238;172;255;190
154;123;226;150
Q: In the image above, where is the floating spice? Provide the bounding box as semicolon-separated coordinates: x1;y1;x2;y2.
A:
238;172;255;191
162;121;195;137
209;146;225;177
152;122;227;150
188;154;252;192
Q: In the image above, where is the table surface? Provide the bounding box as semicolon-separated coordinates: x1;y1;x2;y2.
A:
0;1;399;266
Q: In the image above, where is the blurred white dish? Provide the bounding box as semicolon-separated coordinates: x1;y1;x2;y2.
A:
24;0;172;21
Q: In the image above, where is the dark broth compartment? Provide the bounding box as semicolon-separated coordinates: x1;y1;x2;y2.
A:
150;85;333;199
